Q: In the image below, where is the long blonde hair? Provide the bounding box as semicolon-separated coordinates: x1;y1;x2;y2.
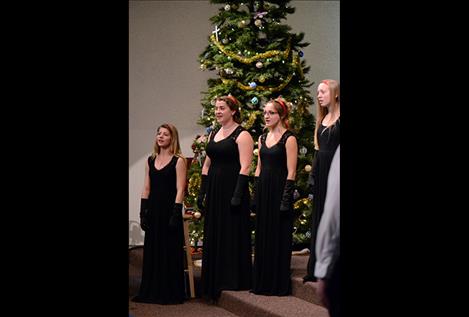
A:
314;79;340;150
152;123;185;163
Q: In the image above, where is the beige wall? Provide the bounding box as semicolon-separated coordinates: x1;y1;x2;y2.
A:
129;0;339;245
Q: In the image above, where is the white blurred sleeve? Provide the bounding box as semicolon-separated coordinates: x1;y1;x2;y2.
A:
315;145;340;279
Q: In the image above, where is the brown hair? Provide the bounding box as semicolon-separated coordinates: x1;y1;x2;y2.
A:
268;96;290;129
216;95;242;123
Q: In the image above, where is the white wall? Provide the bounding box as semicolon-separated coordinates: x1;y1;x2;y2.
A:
129;0;339;245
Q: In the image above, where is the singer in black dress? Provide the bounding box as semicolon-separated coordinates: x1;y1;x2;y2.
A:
197;95;254;301
251;97;298;296
304;80;341;283
133;123;187;304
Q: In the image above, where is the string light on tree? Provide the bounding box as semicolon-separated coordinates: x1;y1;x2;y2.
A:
191;0;317;246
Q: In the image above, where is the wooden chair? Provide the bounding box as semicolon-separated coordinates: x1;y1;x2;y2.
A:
182;157;196;298
182;207;195;298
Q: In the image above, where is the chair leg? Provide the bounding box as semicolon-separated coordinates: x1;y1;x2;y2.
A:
183;214;195;298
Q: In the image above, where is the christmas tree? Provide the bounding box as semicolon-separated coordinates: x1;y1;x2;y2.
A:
185;0;316;249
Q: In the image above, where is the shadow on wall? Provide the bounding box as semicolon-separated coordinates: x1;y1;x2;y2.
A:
129;220;144;246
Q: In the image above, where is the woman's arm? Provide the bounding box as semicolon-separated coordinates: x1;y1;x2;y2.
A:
254;135;262;177
141;158;150;198
285;135;298;180
236;131;254;175
175;157;187;203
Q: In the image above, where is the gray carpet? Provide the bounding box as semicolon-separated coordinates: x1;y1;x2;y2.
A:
129;246;328;317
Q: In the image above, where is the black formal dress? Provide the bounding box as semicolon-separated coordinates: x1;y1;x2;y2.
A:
132;156;185;304
304;119;340;282
201;125;252;300
252;130;296;296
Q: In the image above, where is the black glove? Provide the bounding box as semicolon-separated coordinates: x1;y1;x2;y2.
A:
169;203;183;228
140;198;150;231
197;174;208;212
231;174;250;208
280;179;295;212
250;176;260;214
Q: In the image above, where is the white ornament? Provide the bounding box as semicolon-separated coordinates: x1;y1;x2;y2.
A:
304;164;312;172
254;19;262;27
293;189;300;200
253;148;259;156
224;4;231;11
194;211;202;219
256;61;263;68
212;25;221;41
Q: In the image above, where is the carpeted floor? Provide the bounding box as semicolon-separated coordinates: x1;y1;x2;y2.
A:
129;246;327;317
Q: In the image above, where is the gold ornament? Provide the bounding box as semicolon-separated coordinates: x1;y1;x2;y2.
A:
304;164;312;172
188;174;201;196
294;198;312;210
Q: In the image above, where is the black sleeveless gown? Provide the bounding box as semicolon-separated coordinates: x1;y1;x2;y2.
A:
304;119;340;282
252;130;296;296
201;125;252;300
132;155;185;304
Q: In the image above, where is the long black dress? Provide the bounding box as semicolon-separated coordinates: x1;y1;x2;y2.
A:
201;125;252;301
132;155;185;304
304;119;340;282
252;130;296;296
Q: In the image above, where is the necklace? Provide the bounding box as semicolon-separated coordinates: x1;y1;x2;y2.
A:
222;121;237;132
155;154;172;169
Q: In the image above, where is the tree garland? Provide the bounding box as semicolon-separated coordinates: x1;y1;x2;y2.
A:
220;53;303;92
210;34;291;64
